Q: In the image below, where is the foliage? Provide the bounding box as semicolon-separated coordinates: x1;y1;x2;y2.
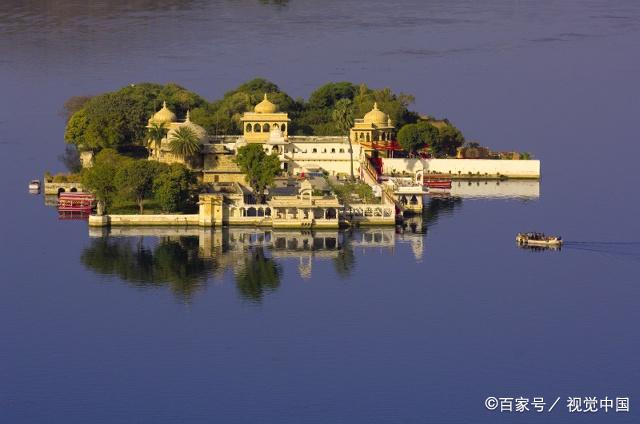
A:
397;121;438;154
153;163;197;213
81;149;128;212
64;83;206;151
431;123;465;157
51;172;82;183
146;122;168;151
115;160;164;213
235;247;281;302
235;144;281;202
168;126;201;163
332;98;356;180
328;179;377;204
191;78;299;135
61;95;93;121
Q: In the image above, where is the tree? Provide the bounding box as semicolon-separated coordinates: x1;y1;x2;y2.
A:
235;144;281;203
81;149;127;213
398;122;440;156
115;160;163;213
146;122;168;157
153;163;197;213
332;98;355;180
431;123;465;157
168;126;201;165
64;83;207;152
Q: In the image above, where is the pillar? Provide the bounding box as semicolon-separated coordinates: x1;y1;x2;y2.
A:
198;194;224;227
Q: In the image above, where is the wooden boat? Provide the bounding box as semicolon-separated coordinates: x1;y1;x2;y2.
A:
57;192;96;212
28;179;40;191
424;178;452;189
516;232;563;246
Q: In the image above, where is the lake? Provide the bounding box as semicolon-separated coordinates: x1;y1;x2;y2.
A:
1;1;639;423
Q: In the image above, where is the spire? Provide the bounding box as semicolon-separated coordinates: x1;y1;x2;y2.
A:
162;100;167;109
186;110;191;122
264;93;268;101
373;102;379;110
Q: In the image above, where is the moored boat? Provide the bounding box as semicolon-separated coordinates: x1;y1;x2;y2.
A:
28;179;40;191
516;232;562;246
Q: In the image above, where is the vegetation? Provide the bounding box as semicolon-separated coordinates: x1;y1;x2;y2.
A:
146;122;168;153
153;164;197;213
81;149;126;212
114;160;163;213
397;120;464;157
234;144;281;203
168;126;201;165
81;149;197;214
332;98;355;180
327;179;378;204
64;83;206;151
63;79;429;154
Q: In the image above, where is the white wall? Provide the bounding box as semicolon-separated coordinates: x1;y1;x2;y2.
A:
381;158;540;178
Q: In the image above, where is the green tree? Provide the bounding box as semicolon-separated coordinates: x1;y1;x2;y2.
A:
235;144;281;203
168;126;201;165
146;122;168;156
332;98;356;180
397;124;422;154
64;83;207;152
115;160;163;213
153;163;197;212
431;123;465;157
81;149;127;212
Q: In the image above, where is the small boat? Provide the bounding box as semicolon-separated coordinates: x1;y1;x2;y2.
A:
28;179;40;191
516;232;563;246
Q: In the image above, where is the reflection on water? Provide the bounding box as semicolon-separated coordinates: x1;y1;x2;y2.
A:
80;185;542;300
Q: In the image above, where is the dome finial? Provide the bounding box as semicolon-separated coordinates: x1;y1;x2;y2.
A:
373;102;379;110
264;93;268;101
162;100;167;109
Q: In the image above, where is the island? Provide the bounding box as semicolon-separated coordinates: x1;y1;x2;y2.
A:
47;79;540;228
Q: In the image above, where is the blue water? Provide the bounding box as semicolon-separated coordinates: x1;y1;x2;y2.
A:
1;1;639;422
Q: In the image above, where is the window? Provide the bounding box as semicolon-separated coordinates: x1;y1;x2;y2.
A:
281;124;286;132
312;148;317;153
322;148;327;153
254;123;261;132
331;148;336;153
263;123;270;132
246;124;252;132
339;148;345;153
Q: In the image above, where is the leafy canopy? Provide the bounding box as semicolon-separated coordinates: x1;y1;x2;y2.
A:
234;144;281;202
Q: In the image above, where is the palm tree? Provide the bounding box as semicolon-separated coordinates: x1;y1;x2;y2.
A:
169;126;201;165
332;98;355;181
146;122;168;158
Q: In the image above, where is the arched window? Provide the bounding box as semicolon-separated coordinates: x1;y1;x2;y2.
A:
263;123;270;132
246;124;252;133
247;207;257;217
272;146;279;153
366;133;370;142
312;148;317;153
281;124;286;132
331;148;335;153
254;123;261;132
265;207;272;217
322;148;327;153
359;133;364;140
339;148;345;153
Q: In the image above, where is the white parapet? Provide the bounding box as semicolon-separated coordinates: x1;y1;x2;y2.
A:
381;158;541;179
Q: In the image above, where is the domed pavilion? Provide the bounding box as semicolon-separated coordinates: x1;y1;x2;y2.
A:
240;94;291;143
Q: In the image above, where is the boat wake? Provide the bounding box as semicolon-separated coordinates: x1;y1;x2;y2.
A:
562;241;640;262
